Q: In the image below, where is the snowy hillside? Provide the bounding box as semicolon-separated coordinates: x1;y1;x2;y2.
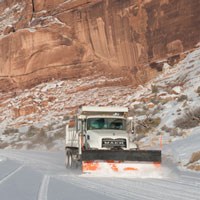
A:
129;46;200;171
0;46;200;171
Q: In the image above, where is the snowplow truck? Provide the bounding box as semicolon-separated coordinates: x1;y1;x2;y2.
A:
65;106;161;174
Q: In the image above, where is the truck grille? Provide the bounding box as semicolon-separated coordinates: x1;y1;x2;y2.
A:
102;138;127;148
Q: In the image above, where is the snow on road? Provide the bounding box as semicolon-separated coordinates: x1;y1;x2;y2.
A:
0;150;200;200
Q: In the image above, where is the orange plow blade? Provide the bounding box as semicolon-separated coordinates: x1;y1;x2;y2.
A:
81;150;162;177
82;160;161;177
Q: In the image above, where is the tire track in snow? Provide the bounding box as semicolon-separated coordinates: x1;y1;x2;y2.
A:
37;175;50;200
181;174;200;182
103;177;198;200
0;165;24;185
58;175;152;200
59;175;200;200
102;178;200;200
0;151;64;172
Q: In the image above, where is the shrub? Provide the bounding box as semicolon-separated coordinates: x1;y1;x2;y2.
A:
161;125;171;133
174;107;200;129
25;123;65;149
187;151;200;171
135;117;161;134
133;104;143;109
197;86;200;96
177;94;188;102
43;124;54;132
151;105;164;115
169;129;182;137
151;85;159;94
160;99;169;105
144;117;161;128
189;151;200;164
54;127;65;140
135;124;148;135
63;115;70;121
3;128;18;135
188;164;200;171
150;98;160;105
0;142;9;149
26;126;41;137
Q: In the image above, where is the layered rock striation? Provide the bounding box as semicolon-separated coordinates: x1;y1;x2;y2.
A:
0;0;200;91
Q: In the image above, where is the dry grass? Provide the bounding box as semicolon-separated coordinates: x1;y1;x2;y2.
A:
1;122;65;150
53;127;65;140
0;142;9;149
2;128;18;135
189;151;200;163
161;125;184;136
151;84;159;94
197;86;200;95
186;151;200;171
177;94;188;102
26;126;40;137
135;117;161;135
188;164;200;171
174;107;200;129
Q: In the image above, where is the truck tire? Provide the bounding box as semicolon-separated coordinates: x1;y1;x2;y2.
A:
65;152;69;168
65;150;76;169
65;150;71;169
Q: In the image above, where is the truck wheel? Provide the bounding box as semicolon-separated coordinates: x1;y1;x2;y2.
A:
66;150;76;169
68;153;73;168
65;151;71;169
65;149;79;169
65;153;69;168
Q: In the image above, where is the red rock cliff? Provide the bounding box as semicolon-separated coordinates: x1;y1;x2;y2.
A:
0;0;199;91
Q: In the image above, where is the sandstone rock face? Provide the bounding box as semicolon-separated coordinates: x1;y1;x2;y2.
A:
0;0;199;91
145;0;200;60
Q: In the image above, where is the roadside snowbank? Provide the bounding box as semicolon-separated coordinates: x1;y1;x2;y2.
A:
164;126;200;167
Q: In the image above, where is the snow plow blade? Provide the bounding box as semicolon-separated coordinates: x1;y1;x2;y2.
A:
82;150;161;175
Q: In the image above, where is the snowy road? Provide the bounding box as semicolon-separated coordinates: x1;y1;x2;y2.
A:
0;150;200;200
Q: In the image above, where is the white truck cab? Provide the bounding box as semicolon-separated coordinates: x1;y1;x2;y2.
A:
65;106;137;152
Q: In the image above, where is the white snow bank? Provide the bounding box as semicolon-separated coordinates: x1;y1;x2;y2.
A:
164;126;200;165
0;156;7;162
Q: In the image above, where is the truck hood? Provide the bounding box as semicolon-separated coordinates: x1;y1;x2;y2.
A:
86;129;128;149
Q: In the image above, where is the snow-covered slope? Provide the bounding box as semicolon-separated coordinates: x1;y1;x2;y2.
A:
130;47;200;170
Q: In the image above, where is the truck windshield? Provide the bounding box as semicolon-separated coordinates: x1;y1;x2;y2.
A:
87;118;126;130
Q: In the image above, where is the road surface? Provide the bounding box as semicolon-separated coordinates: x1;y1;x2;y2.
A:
0;149;200;200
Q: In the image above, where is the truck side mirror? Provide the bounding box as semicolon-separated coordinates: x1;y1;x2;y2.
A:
127;117;133;121
127;117;134;134
131;127;134;134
